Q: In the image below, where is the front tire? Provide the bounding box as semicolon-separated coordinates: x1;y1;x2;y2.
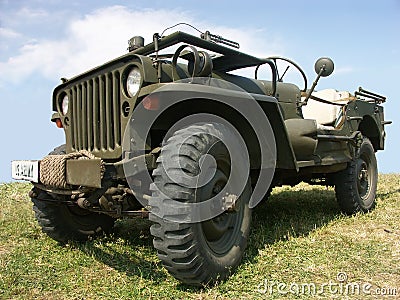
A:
32;191;115;243
334;138;378;214
149;123;252;286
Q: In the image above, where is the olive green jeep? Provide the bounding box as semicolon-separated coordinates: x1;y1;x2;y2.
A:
12;26;390;286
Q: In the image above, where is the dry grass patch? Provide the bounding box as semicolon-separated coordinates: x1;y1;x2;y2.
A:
0;174;399;299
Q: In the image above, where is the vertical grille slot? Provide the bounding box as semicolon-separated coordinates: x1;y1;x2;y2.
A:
87;80;93;151
113;72;121;146
81;82;87;150
70;71;121;154
99;75;106;150
106;74;113;149
93;78;99;151
71;88;77;149
76;86;82;150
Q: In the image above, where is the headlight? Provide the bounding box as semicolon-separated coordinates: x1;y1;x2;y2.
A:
61;95;69;115
126;67;141;97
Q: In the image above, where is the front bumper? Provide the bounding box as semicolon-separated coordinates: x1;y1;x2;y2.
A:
12;152;157;189
12;156;104;188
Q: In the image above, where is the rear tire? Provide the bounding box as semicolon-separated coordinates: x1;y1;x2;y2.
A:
31;145;115;243
149;123;252;286
334;138;378;214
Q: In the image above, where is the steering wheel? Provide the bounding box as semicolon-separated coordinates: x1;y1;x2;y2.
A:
265;56;308;92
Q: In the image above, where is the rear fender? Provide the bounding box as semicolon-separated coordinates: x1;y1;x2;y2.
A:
347;100;385;150
358;114;384;150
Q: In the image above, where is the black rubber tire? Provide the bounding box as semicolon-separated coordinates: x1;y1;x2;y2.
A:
31;145;115;243
334;138;378;214
149;123;252;286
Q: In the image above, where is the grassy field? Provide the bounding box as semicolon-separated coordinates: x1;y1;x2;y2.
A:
1;174;399;299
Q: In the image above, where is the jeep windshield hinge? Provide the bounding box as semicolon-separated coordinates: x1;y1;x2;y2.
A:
153;33;162;82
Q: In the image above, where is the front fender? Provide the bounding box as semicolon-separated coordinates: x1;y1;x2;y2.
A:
132;82;297;170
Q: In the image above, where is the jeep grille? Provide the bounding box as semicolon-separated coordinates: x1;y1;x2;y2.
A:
70;71;121;153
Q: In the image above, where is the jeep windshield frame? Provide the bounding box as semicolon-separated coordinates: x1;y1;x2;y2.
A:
132;31;277;95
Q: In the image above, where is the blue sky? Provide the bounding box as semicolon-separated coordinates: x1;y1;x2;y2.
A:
1;0;399;182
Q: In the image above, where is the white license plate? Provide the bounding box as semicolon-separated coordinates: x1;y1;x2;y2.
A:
11;160;39;182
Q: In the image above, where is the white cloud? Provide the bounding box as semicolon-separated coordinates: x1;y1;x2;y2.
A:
0;6;283;84
0;27;21;38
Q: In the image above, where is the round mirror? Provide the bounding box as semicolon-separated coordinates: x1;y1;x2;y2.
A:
314;57;334;77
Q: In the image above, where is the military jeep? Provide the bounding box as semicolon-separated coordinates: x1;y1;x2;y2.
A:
12;26;389;286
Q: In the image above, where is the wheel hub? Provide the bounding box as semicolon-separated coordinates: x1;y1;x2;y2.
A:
357;160;370;199
202;177;232;242
359;163;368;181
199;169;244;255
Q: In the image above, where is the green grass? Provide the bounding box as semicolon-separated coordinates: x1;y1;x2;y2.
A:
1;174;399;299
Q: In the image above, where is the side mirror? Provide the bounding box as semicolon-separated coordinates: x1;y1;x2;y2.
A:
300;57;335;107
314;57;334;77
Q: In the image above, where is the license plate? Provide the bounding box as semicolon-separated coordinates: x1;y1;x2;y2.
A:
11;160;39;182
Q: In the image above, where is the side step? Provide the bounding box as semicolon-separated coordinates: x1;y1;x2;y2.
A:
317;131;361;146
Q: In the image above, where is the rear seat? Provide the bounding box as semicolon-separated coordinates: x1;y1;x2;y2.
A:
301;89;352;130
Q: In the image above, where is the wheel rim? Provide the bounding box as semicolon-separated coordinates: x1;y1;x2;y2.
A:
200;169;244;255
357;154;372;200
